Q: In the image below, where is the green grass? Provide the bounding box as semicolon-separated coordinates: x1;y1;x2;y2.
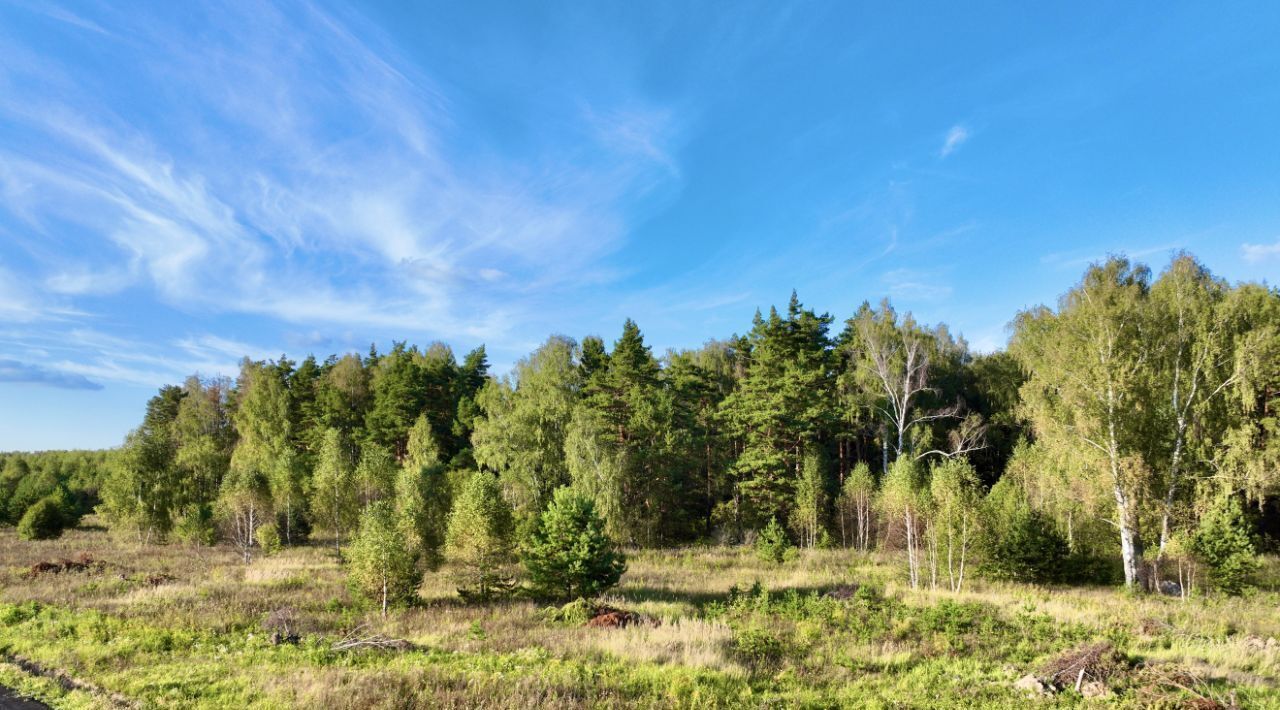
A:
0;522;1276;708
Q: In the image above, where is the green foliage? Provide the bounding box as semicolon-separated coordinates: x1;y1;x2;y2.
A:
309;427;357;550
17;496;67;540
395;427;451;570
538;597;596;626
254;522;282;555
718;295;834;529
980;508;1070;584
789;449;826;549
81;251;1280;575
1192;494;1259;595
172;504;217;546
355;442;396;509
446;471;516;601
472;336;580;516
100;385;184;540
347;502;420;615
836;461;876;550
522;486;627;600
564;406;628;541
754;517;796;564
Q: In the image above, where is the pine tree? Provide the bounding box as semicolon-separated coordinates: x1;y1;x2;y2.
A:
718;295;834;529
522;486;627;600
364;342;428;459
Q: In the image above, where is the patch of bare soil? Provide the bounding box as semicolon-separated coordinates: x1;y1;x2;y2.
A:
21;553;105;579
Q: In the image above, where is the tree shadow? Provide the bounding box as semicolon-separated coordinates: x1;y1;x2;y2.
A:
618;582;859;609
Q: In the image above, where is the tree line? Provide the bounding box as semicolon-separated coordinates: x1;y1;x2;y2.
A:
35;252;1279;596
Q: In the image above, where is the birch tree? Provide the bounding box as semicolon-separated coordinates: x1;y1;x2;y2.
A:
1010;257;1154;587
837;462;875;551
880;457;928;589
928;458;980;592
310;427;357;555
1148;254;1235;552
847;301;980;466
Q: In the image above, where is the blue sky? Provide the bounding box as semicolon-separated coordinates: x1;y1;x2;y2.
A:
2;1;1279;451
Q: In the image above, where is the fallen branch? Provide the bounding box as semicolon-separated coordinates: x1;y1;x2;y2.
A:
330;624;414;652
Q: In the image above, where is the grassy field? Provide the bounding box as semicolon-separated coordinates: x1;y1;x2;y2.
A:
0;521;1277;709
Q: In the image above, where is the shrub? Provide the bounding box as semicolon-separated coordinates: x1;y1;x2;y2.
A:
979;509;1069;584
173;504;218;546
17;496;66;540
754;517;796;564
255;522;282;555
1192;494;1258;596
522;487;627;600
733;626;788;667
539;598;596;626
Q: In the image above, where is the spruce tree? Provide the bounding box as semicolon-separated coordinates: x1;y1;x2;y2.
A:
1192;494;1258;595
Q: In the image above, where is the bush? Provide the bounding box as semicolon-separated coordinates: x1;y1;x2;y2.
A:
255;522;282;555
17;497;67;540
522;487;627;600
173;504;218;546
1193;494;1258;596
754;517;796;564
979;509;1069;584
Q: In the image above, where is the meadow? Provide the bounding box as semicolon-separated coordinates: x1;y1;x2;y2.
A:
1;521;1277;709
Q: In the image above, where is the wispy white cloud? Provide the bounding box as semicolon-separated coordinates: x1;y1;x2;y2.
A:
1040;242;1183;269
1242;239;1280;263
0;0;682;367
881;268;953;302
940;124;969;158
0;263;83;322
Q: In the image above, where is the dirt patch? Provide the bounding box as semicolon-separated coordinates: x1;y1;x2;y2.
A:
22;553;105;579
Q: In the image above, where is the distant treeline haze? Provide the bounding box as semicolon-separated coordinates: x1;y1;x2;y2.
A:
7;253;1277;592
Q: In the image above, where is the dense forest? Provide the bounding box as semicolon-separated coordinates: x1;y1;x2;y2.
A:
12;253;1278;595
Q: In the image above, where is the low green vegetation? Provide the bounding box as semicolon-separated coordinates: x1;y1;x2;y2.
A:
0;527;1276;708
